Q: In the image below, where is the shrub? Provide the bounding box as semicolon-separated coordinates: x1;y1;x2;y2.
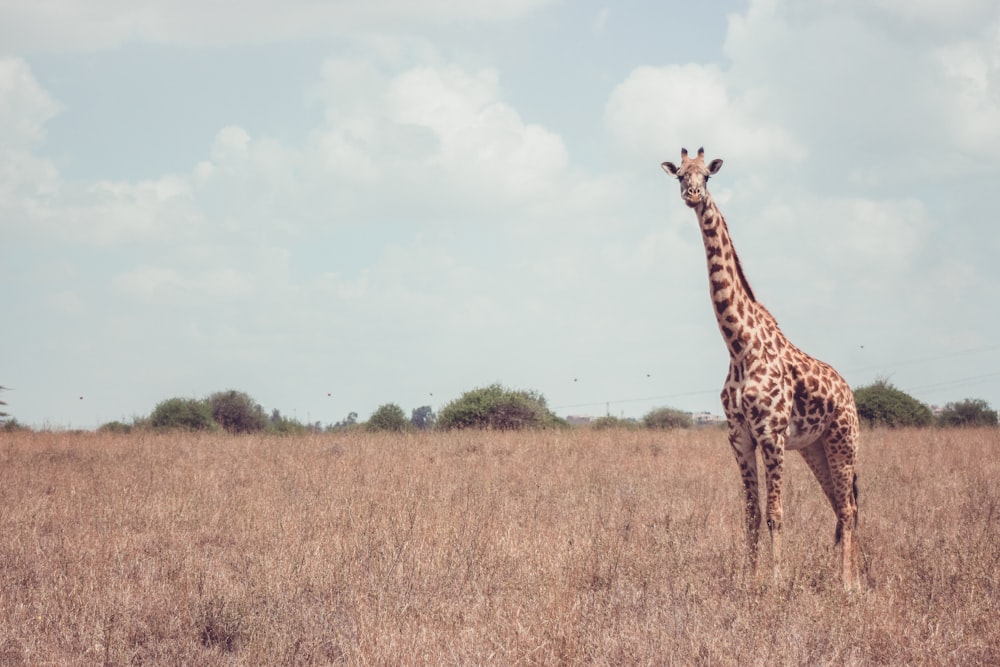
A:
207;390;267;434
98;420;132;434
267;409;308;435
591;415;641;430
436;384;565;430
150;398;216;431
853;379;933;428
366;403;411;432
643;407;694;430
2;418;28;432
937;398;998;427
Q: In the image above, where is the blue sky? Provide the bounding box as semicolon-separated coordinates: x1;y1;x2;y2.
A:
3;0;1000;429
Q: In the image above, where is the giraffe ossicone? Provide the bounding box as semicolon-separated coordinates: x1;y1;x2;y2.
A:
662;147;862;589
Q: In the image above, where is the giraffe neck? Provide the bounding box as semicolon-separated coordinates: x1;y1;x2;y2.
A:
695;196;759;358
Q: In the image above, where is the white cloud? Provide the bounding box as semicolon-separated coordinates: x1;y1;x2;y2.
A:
209;126;252;164
0;58;60;149
5;47;620;252
0;58;62;230
385;65;570;202
604;63;805;168
722;0;1000;185
593;8;610;34
0;0;558;52
114;265;254;302
755;196;933;277
933;25;1000;155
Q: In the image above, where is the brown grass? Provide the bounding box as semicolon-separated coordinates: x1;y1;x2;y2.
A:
0;426;997;665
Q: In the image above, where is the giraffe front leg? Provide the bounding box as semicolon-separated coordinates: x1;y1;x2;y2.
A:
759;433;785;579
729;427;761;576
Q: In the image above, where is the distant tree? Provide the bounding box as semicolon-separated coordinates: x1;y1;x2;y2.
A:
366;403;411;432
150;398;216;431
436;384;566;430
332;412;359;430
0;386;8;425
643;407;694;430
853;379;933;428
411;405;436;430
206;390;267;434
937;398;998;427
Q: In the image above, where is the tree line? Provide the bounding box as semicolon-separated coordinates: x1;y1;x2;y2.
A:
0;380;996;433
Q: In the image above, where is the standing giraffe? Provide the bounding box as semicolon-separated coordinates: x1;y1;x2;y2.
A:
661;148;860;588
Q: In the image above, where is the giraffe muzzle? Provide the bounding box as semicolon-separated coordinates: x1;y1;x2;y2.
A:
684;188;704;206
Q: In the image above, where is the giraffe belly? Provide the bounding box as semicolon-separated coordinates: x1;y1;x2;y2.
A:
784;400;838;450
784;423;825;451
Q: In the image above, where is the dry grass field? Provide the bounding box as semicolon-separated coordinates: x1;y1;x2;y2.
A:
0;426;997;665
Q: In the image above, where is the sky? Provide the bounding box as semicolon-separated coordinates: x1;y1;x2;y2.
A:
3;0;1000;429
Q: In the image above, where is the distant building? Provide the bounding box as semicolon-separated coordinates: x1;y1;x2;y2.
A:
692;411;727;427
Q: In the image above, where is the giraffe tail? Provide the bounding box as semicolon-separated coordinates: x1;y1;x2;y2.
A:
852;472;859;530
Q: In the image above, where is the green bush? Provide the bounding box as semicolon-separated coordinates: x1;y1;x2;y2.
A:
642;407;693;430
853;380;933;428
267;409;308;435
207;390;267;434
436;384;565;430
937;398;998;427
98;420;133;434
150;398;216;431
366;403;411;432
2;418;28;432
591;415;641;430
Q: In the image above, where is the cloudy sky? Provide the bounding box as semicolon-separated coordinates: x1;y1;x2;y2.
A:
3;0;1000;429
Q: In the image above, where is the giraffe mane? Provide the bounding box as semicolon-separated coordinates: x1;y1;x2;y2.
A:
731;249;757;302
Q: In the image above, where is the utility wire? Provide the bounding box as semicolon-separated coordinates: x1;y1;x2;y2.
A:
554;344;1000;412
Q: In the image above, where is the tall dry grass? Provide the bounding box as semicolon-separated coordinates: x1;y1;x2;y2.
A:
0;426;996;665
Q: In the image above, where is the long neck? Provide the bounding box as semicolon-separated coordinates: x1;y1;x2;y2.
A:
694;196;758;358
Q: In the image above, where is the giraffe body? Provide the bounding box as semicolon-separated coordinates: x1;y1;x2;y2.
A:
661;148;860;588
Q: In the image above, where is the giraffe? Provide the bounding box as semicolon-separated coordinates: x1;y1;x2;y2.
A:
661;148;861;589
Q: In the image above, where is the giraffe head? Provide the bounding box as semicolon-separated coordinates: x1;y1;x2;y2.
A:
661;147;723;208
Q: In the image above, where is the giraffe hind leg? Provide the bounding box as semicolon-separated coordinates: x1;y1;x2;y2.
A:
800;438;861;588
798;439;838;517
835;472;859;545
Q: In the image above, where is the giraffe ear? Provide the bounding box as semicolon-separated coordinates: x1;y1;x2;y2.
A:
661;161;680;177
707;158;723;174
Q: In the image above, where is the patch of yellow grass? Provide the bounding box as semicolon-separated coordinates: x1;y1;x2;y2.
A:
0;427;996;664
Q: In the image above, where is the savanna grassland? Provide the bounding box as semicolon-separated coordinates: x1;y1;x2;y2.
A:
0;427;997;665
